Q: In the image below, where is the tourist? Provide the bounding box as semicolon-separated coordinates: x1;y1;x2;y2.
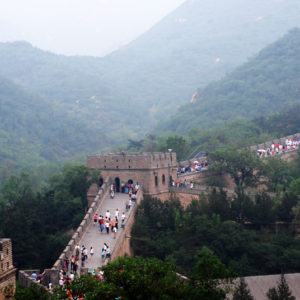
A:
59;277;64;289
106;247;111;260
126;199;130;210
101;248;105;262
83;247;88;261
105;219;110;234
100;220;104;234
115;217;119;229
113;226;117;239
105;210;110;219
70;272;74;281
70;255;75;272
115;208;119;218
104;243;108;251
90;246;94;258
93;213;98;226
190;182;194;189
73;261;78;273
131;193;137;202
110;218;115;231
122;212;126;223
48;280;52;290
75;243;80;257
31;271;37;280
81;252;85;267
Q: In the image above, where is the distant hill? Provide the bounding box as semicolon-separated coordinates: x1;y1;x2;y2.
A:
1;0;300;177
0;76;111;182
1;0;300;137
157;28;300;134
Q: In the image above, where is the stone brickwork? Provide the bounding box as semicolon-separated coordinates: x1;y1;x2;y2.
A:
111;190;143;259
0;239;16;300
87;152;178;195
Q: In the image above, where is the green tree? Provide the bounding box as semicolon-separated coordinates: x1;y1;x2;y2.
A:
232;277;254;300
253;192;276;225
266;274;295;300
209;149;262;191
188;247;235;300
165;135;190;161
14;282;52;300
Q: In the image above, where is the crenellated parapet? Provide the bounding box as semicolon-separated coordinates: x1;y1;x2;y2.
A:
87;152;178;195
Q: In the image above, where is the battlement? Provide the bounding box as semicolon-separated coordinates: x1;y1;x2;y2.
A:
87;152;178;195
87;152;177;170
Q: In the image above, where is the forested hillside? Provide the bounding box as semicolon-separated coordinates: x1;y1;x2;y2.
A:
1;0;300;149
158;28;300;134
0;76;110;183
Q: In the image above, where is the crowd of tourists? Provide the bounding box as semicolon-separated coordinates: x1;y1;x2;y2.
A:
172;178;194;190
93;208;126;237
178;160;209;175
257;136;300;157
31;180;140;293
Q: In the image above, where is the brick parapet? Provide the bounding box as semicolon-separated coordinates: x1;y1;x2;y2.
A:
110;190;143;260
0;239;16;299
249;133;300;152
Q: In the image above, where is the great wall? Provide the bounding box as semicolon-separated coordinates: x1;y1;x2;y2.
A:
3;133;300;299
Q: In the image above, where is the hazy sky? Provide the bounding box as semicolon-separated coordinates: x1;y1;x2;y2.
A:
0;0;185;56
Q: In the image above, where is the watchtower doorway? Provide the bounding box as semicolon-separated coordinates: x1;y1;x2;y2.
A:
115;177;120;192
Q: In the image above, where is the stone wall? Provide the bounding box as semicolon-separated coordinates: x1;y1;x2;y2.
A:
87;152;178;195
0;239;16;300
52;177;112;271
111;190;144;260
249;133;300;152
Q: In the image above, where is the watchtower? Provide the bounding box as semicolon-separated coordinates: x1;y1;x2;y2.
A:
87;152;177;199
0;239;16;300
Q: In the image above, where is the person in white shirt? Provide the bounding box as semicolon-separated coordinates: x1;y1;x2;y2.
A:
70;272;74;281
90;246;94;258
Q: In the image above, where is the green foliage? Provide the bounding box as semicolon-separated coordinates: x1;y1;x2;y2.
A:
14;282;52;300
159;28;300;134
267;274;296;300
209;148;263;189
189;247;235;300
1;1;300;174
0;164;100;269
262;157;290;192
232;277;254;300
28;255;233;300
131;195;300;277
0;76;108;185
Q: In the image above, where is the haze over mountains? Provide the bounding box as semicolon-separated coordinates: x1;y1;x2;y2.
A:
1;0;300;174
158;28;300;134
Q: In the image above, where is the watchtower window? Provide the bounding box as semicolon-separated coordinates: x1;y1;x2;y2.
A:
116;159;118;162
155;176;158;187
162;174;165;185
104;166;106;169
116;166;119;169
128;159;131;162
128;166;131;169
